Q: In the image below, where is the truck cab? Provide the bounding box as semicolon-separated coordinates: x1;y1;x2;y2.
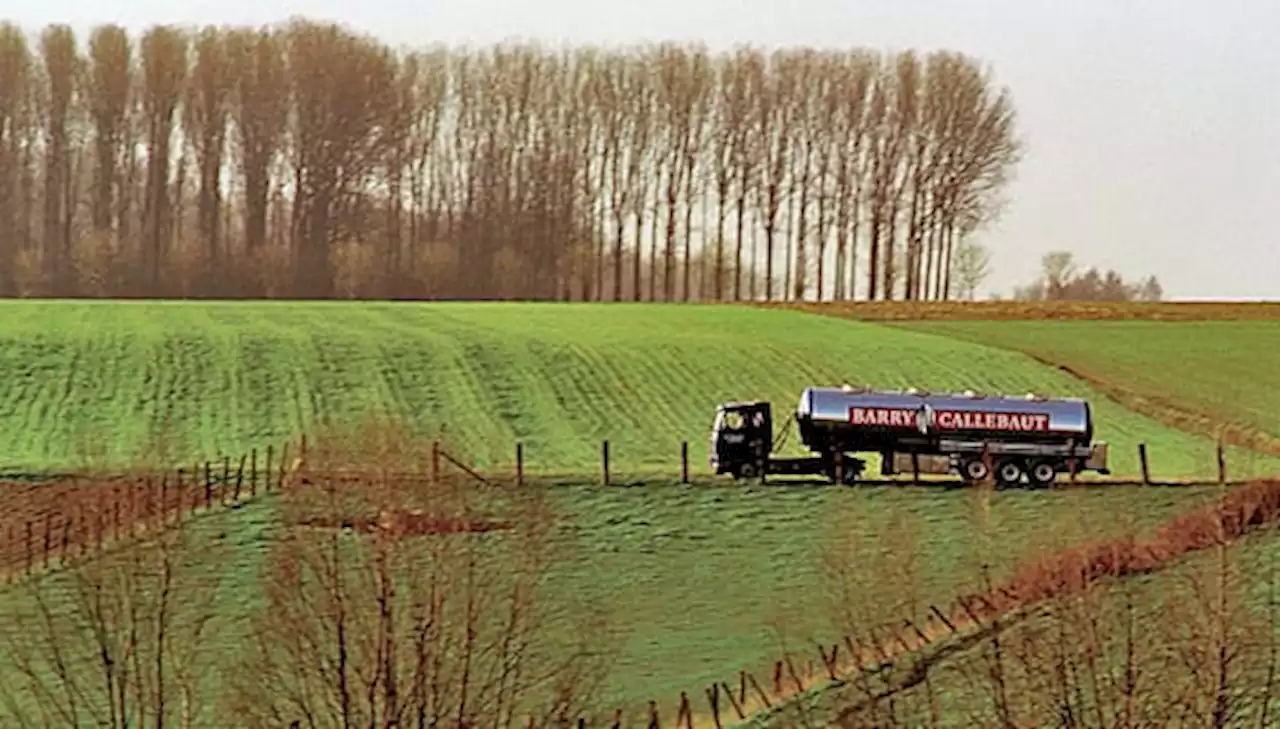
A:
710;401;772;478
711;399;864;484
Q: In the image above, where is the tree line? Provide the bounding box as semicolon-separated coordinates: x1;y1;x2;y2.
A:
0;18;1020;301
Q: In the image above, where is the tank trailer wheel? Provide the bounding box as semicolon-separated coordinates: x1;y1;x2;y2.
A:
1029;460;1058;488
961;457;991;484
995;459;1026;488
737;462;758;481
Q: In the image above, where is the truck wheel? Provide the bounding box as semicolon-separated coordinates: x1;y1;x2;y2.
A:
960;458;990;484
995;459;1026;488
737;463;758;480
1029;461;1057;488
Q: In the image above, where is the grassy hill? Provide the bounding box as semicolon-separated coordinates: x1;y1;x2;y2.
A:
1;300;1277;718
0;300;1266;480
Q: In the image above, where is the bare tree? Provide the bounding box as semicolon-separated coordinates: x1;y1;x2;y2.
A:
0;528;224;728
229;426;615;729
138;25;187;292
38;24;81;290
184;26;230;273
0;22;1025;301
0;23;33;295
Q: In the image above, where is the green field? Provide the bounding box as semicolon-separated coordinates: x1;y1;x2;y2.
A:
1;300;1278;722
0;481;1220;721
899;320;1280;440
0;301;1269;480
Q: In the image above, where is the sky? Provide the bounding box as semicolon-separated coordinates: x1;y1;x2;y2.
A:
6;0;1278;300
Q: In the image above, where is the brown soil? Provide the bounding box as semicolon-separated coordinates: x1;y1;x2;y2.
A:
761;300;1280;322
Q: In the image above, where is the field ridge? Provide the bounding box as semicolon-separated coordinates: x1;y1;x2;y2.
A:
762;300;1280;322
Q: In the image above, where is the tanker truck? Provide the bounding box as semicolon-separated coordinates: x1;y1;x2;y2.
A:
709;386;1110;488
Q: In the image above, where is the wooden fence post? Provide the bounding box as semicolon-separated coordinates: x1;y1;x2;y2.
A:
160;474;169;525
1138;443;1151;485
250;448;258;497
431;441;440;482
205;462;213;509
705;684;723;729
601;440;610;486
234;453;247;501
222;455;231;503
1067;438;1078;484
681;442;689;484
265;445;274;492
277;442;290;489
515;442;524;487
1217;437;1227;485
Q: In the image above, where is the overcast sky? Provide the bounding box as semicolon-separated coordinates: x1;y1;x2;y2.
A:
6;0;1278;299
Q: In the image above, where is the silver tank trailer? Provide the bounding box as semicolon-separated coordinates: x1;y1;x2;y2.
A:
795;386;1092;445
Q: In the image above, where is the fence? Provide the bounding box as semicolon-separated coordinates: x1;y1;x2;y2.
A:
429;436;1259;488
0;438;306;582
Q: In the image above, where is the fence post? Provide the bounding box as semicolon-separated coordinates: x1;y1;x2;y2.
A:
234;454;247;501
515;442;524;487
204;462;213;509
277;442;290;489
681;442;689;484
1067;438;1078;484
222;455;231;503
250;448;258;497
705;684;723;729
265;445;274;492
160;474;169;525
1138;443;1151;485
1217;436;1227;485
601;440;610;486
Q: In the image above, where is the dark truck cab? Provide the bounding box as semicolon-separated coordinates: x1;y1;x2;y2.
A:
709;399;863;484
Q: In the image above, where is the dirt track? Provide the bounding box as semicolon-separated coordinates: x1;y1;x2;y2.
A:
759;300;1280;321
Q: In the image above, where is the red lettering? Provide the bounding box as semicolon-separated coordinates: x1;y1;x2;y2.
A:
934;410;1052;432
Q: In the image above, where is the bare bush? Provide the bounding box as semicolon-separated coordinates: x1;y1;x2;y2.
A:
0;527;224;728
228;420;616;729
